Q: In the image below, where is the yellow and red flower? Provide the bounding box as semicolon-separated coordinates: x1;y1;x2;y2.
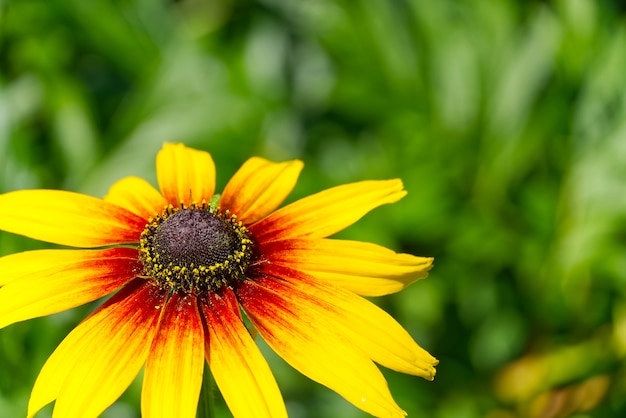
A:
0;143;437;418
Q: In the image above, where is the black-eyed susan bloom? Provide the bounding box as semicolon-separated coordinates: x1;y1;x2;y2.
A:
0;143;437;418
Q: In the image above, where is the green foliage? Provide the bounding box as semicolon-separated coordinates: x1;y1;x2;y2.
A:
2;0;626;417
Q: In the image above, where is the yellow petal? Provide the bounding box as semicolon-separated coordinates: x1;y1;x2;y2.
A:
0;248;140;329
0;190;146;247
104;176;167;221
250;180;406;242
262;238;433;296
259;264;438;380
142;293;204;418
156;143;216;207
201;288;287;418
0;248;136;287
28;280;165;418
220;157;303;225
238;278;407;418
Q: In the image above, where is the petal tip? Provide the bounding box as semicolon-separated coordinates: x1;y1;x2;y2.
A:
423;356;439;381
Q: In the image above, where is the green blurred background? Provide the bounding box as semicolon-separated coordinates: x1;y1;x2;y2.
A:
2;0;626;417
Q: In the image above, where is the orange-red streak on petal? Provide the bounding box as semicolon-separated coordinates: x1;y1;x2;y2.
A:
142;293;205;418
256;263;438;380
249;179;407;243
0;248;141;329
201;289;288;418
0;189;146;247
28;279;166;418
260;238;433;297
237;278;407;418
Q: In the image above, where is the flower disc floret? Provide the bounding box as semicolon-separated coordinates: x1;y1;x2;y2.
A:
139;203;253;295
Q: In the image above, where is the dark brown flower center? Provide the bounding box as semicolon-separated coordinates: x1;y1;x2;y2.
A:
139;204;253;295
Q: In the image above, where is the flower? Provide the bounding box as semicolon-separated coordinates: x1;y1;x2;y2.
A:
0;143;437;418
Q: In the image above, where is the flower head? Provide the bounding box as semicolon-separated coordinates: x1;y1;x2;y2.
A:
0;143;437;418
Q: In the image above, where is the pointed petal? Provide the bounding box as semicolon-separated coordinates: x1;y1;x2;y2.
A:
220;157;303;225
262;238;433;296
238;278;407;418
0;248;137;287
0;190;146;247
156;143;216;207
257;264;438;380
104;176;167;221
249;180;406;242
0;248;140;329
201;288;287;418
142;293;204;418
28;280;165;418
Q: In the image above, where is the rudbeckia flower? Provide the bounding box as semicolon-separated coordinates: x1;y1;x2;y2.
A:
0;143;437;418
